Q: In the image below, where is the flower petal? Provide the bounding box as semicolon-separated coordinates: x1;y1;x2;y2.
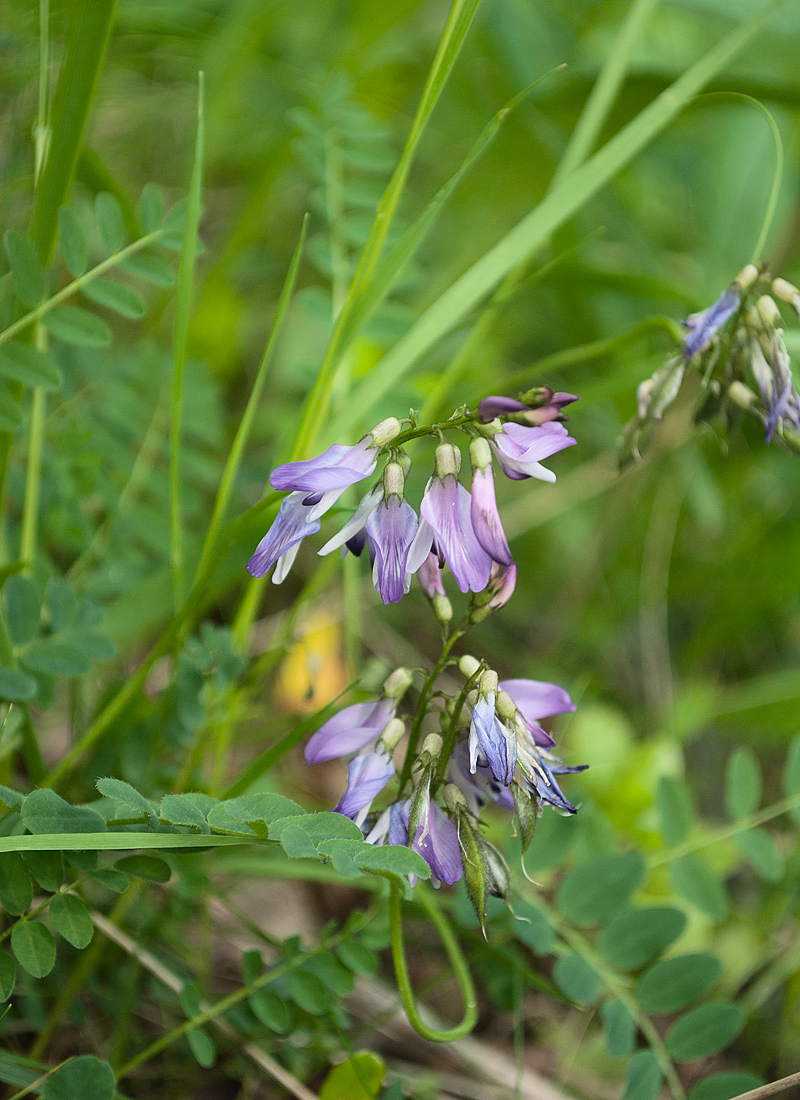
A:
499;679;575;720
366;497;418;605
247;492;320;578
420;477;492;593
335;750;396;827
304;699;394;764
470;466;512;565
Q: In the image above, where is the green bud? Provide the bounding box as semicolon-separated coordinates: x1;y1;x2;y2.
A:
478;669;498;697
379;717;406;752
420;733;443;761
432;593;453;625
383;667;412;700
458;655;481;680
734;263;759;291
368;417;402;447
434;443;461;479
512;781;539;856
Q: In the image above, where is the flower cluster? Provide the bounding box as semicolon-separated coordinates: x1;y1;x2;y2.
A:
247;390;577;606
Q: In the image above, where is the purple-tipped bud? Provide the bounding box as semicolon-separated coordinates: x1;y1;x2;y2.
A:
487;562;517;608
682;288;740;359
478;395;529;422
417;552;445;598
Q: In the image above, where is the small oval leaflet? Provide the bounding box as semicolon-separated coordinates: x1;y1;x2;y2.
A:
736;828;784;882
42;1055;115;1100
688;1072;765;1100
5;574;41;646
657;775;694;845
670;856;729;923
602;999;636;1058
337;940;377;976
725;747;762;819
187;1027;216;1068
553;953;600;1004
636;952;722;1014
0;344;61;390
137;182;165;232
21;640;92;678
0;851;34;915
50;893;94;949
622;1050;662;1100
11;920;56;978
114;855;171;883
42;306;111;347
58;206;88;276
23;849;65;893
95;192;126;253
665;1002;745;1062
249;988;290;1032
22;788;107;835
0;950;15;1001
556;851;646;926
82;277;146;319
598;906;687;971
0;667;38;702
286;969;331;1015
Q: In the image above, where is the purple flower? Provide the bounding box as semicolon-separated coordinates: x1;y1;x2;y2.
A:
491;422;576;481
318;486;382;557
524;391;579;426
469;695;516;785
305;698;395;764
403;800;462;885
417;552;445;598
486;562;517;609
365;496;419;605
335;748;396;829
419;446;493;593
527;756;588;814
470;465;513;566
447;742;514;815
365;801;407;846
269;438;378;520
750;333;800;444
500;678;575;748
247;492;321;581
683;288;740;358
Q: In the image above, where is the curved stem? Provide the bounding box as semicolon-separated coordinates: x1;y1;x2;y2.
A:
389;882;478;1043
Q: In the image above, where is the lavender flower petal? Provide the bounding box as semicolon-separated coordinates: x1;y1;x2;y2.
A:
305;698;394;764
335;750;396;828
420;477;492;594
403;801;462;885
491;422;576;481
499;679;576;721
683;288;740;358
365;497;419;605
247;492;321;579
479;395;529;421
269;439;377;493
318;486;382;556
417;552;445;598
470;466;513;565
469;696;516;785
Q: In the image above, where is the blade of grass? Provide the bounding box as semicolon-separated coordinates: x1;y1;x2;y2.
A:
328;0;783;443
169;72;205;612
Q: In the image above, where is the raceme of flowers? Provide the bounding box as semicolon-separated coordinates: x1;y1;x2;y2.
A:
247;389;577;605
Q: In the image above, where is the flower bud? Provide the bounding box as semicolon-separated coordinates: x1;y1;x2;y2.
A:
433;442;460;479
368;417;402;447
734;264;760;291
379;717;406;752
727;381;757;410
395;450;411;476
458;655;481;680
382;461;405;498
756;295;781;328
443;783;467;814
478;395;528;422
496;690;518;721
432;593;453;625
420;733;443;761
772;277;800;303
479;669;498;697
469;436;492;472
383;667;412;700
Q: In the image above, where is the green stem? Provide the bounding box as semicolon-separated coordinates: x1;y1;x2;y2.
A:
20;383;45;566
34;0;50;184
388;883;478;1042
169;72;205;612
399;624;464;790
0;605;45;782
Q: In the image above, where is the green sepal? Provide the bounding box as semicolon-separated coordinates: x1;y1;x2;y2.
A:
512;781;538;856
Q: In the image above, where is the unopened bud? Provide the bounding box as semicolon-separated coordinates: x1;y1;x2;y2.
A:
432;593;453;624
458;655;481;680
469;436;492;471
443;783;467;814
479;669;498;696
434;443;460;479
517;385;553;407
395;450;411;476
496;690;518;721
368;417;402;447
383;461;405;498
379;717;406;752
734;264;759;291
383;667;412;699
728;381;757;410
420;733;443;760
756;295;781;328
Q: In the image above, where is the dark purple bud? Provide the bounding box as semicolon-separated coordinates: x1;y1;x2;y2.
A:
478;395;529;422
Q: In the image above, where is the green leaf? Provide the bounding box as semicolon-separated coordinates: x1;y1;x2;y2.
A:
670;857;729;923
119;252;175;286
0;785;23;812
179;981;201;1017
0;343;61;390
337;941;377;975
58;207;88;277
22;850;64;892
735;828;783;882
90;868;129;893
114;854;171;882
42;306;111;347
286;969;331;1014
21;640;91;677
249;988;290;1032
3;230;45;308
42;1055;116;1100
355;843;431;880
269;811;361;844
95;192;126;253
665;1003;745;1062
598;906;687;971
206;793;304;836
556;852;646;926
636;953;722;1014
688;1073;765;1100
45;578;77;632
5;575;40;645
22;789;108;834
0;667;37;702
657;776;694;845
187;1027;216;1068
305;954;354;996
64;630;115;661
50;892;93;948
11;920;56;977
137;183;164;232
95;778;153;818
725;748;762;819
622;1050;662;1100
319;1053;386;1100
82;277;146;319
602;999;636;1058
553;953;600;1004
0;392;21;432
279;824;319;860
241;949;262;985
160;793;210;833
0;852;33;915
511;901;555;955
0;951;15;1000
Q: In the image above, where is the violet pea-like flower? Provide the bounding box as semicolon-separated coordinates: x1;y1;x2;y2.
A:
528;755;588;814
491;421;576;482
365;495;419;605
500;678;575;749
683;288;740;359
304;698;395;764
469;693;516;785
403;800;462;885
365;801;407;847
469;437;512;566
247;492;321;582
447;742;515;815
334;748;396;829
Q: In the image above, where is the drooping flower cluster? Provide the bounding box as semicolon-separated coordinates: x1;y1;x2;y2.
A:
247;390;576;606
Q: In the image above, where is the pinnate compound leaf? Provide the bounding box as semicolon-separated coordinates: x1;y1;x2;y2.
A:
598;906;687;971
553;953;600;1004
11;920;56;977
137;183;164;232
50;893;93;948
82;278;146;319
688;1073;765;1100
0;667;37;702
0;951;15;1000
623;1050;662;1100
206;793;304;836
0;343;61;390
114;855;171;882
22;850;64;893
511;901;555;954
286;969;331;1014
42;1055;116;1100
249;988;290;1032
556;852;646;926
42;306;111;347
95;193;126;253
0;785;24;812
319;1053;386;1100
58;207;88;276
602;999;636;1058
22;640;91;677
736;828;783;882
22;789;107;834
269;811;359;844
3;230;45;308
657;776;694;845
120;252;175;286
5;575;40;645
665;1003;745;1062
725;748;761;819
636;953;721;1014
95;778;153;818
670;857;728;922
160;793;210;833
0;852;33;915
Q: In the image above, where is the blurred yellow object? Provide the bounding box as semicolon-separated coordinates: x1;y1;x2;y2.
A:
275;611;347;713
